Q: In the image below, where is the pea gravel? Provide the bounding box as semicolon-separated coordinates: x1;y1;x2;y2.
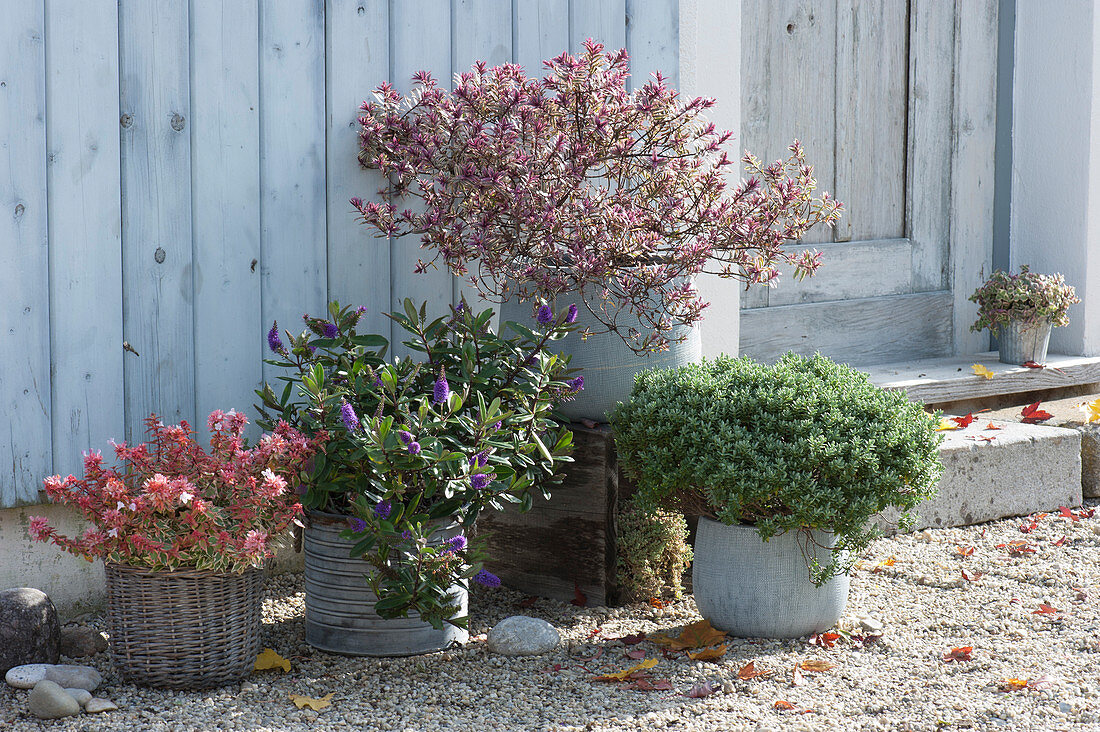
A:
5;503;1100;731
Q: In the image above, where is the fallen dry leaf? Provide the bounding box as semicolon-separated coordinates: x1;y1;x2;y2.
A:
648;597;669;608
625;648;647;660
625;678;673;691
808;632;842;648
592;658;658;682
935;418;959;431
686;644;727;662
871;557;896;574
1021;401;1053;424
965;435;997;443
997;540;1036;556
571;582;587;607
1021;360;1045;369
774;700;796;710
1059;506;1079;522
617;632;646;646
737;661;772;680
1033;604;1062;616
956;545;976;557
649;619;728;650
999;678;1029;692
952;413;976;428
984;422;1003;430
792;664;805;686
684;680;720;698
515;596;538;609
972;364;995;380
798;659;836;673
1081;398;1100;425
288;692;334;710
961;568;983;582
254;648;291;673
1053;535;1068;547
943;646;973;663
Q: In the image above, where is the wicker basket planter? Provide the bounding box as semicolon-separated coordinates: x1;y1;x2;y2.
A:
104;562;264;689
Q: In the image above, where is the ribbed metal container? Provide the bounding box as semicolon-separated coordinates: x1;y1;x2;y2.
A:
692;518;850;638
997;319;1052;365
303;512;469;656
498;296;701;422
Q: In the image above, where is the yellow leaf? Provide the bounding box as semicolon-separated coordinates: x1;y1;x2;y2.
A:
288;692;334;710
972;363;995;380
935;418;959;431
871;556;896;573
686;644;727;661
648;619;728;650
254;648;291;673
592;658;658;682
1080;398;1100;424
999;678;1029;692
798;659;836;673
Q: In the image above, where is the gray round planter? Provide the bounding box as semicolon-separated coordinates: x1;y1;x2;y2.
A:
997;319;1052;365
692;517;850;638
303;512;468;656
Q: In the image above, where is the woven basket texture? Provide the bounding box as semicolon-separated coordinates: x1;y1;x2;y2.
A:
104;563;264;689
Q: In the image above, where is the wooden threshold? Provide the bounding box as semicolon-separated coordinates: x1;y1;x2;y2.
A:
864;352;1100;404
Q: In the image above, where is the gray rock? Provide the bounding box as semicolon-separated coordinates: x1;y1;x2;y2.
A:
45;664;102;691
487;616;560;656
65;687;92;706
85;698;119;713
60;626;109;658
4;663;52;689
27;679;80;719
0;588;60;673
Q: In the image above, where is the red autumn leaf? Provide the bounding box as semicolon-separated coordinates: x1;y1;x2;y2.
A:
956;545;976;557
1022;360;1045;369
587;627;603;639
952;413;976;428
984;422;1003;430
997;540;1036;556
965;435;997;442
1053;535;1068;547
684;680;720;698
1059;506;1079;522
648;597;669;608
961;568;983;582
774;700;796;710
1019;518;1039;533
515;596;538;609
737;661;772;680
943;646;973;663
617;632;646;646
1021;401;1053;424
1077;507;1096;519
571;582;588;607
808;632;841;648
625;648;647;660
1034;604;1061;615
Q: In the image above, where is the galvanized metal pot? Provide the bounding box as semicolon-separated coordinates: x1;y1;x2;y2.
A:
303;512;469;656
692;518;850;638
997;319;1053;365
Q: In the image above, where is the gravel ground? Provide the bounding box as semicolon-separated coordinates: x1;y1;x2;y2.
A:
5;503;1100;732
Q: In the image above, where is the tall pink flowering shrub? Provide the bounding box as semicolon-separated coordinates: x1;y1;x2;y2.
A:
30;411;321;574
354;40;842;353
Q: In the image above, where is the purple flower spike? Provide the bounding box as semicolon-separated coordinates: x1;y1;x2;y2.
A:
374;500;392;520
469;450;488;468
445;535;468;553
433;374;450;406
493;421;503;431
322;322;340;339
474;569;501;587
407;441;421;456
566;303;579;324
355;305;368;321
569;375;584;393
340;400;361;433
267;321;285;353
536;303;553;325
397;430;414;445
348;517;367;533
470;473;491;490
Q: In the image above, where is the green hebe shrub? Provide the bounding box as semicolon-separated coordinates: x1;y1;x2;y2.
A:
610;353;943;583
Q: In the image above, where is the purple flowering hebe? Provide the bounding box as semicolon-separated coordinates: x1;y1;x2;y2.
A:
257;298;577;629
355;41;841;353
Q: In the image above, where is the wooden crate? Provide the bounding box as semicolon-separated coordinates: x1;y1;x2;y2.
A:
479;424;619;607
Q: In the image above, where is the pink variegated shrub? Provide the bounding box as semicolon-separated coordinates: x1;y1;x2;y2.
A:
30;411;322;573
354;40;842;353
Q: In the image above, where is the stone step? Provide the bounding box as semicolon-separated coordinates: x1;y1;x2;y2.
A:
888;418;1082;533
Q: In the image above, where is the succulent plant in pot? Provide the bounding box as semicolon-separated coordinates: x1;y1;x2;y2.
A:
609;353;943;638
353;40;841;419
969;266;1080;365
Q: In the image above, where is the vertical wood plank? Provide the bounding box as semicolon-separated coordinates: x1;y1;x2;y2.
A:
906;0;956;292
514;0;569;76
571;0;627;52
0;1;51;506
950;0;998;355
741;1;836;249
451;0;512;312
326;0;391;339
45;0;124;479
390;0;453;345
119;0;194;441
834;0;908;242
626;0;679;89
260;0;328;385
190;0;262;433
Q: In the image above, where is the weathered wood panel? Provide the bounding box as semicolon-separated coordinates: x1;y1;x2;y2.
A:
763;239;913;308
514;0;569;76
45;1;124;480
907;0;956;292
740;291;954;365
191;1;262;435
571;0;627;52
834;0;908;242
389;0;454;354
260;0;328;385
119;0;194;440
0;1;51;507
325;0;391;339
626;0;679;89
949;0;998;356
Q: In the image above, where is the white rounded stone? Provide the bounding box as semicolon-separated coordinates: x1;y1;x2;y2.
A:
85;697;119;713
4;663;52;689
487;616;560;656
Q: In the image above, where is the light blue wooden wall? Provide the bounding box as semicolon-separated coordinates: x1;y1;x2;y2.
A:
0;0;678;507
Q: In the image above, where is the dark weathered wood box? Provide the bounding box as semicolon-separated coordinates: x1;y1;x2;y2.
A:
480;424;619;606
